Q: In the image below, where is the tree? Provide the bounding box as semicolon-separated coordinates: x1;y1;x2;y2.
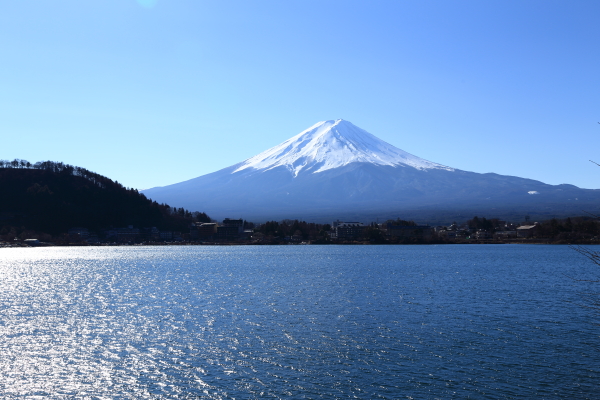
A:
467;216;499;232
571;245;600;313
385;218;416;226
570;123;600;315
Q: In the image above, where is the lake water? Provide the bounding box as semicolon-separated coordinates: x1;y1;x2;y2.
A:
0;245;598;399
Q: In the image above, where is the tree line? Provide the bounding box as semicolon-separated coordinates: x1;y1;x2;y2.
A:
0;160;211;240
255;219;331;242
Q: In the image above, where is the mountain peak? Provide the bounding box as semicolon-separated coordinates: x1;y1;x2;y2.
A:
233;120;453;177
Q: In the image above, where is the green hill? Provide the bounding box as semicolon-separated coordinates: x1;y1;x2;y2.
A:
0;160;210;238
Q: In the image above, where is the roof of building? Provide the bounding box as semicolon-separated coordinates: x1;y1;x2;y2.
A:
517;225;537;230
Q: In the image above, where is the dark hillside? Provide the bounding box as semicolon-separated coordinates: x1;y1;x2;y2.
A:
0;160;210;236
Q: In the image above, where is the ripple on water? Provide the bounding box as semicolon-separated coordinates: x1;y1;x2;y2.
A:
0;245;599;398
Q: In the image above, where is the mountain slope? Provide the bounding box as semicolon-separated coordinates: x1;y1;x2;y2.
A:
234;119;452;176
143;120;600;222
0;162;209;235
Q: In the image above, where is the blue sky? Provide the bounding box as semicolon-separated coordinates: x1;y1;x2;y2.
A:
1;0;599;189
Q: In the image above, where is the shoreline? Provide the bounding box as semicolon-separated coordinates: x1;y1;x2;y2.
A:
3;239;600;248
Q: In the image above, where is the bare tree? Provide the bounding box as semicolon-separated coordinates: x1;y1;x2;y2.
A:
570;245;600;313
569;122;600;315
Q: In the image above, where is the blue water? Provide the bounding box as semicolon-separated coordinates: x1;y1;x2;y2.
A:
0;245;598;399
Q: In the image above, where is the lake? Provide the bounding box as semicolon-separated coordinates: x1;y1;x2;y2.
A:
0;245;598;399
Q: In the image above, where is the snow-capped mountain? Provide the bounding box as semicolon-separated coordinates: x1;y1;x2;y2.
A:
234;119;452;176
142;120;600;223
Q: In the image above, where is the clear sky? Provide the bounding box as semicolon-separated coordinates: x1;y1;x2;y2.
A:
1;0;599;189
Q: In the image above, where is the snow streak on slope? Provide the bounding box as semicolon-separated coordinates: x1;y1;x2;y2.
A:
234;119;453;177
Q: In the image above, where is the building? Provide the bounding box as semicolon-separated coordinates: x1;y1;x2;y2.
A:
216;218;245;240
159;231;173;240
474;230;492;240
222;218;244;230
437;229;457;239
494;230;517;239
145;227;160;241
190;222;218;240
331;221;366;239
117;226;140;242
217;225;241;240
517;224;538;238
105;226;141;242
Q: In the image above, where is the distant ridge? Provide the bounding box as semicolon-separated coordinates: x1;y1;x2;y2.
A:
142;121;600;223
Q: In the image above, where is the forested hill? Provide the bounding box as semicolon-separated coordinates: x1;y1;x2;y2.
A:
0;160;210;236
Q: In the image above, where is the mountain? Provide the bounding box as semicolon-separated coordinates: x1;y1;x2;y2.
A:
233;119;452;176
142;120;600;223
0;161;210;236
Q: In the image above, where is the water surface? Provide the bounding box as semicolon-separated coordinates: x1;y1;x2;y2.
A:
0;245;598;399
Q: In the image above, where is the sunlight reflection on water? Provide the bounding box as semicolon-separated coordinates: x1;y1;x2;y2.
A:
0;245;598;398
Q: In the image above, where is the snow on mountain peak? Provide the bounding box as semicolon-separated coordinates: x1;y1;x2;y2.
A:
233;119;453;176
